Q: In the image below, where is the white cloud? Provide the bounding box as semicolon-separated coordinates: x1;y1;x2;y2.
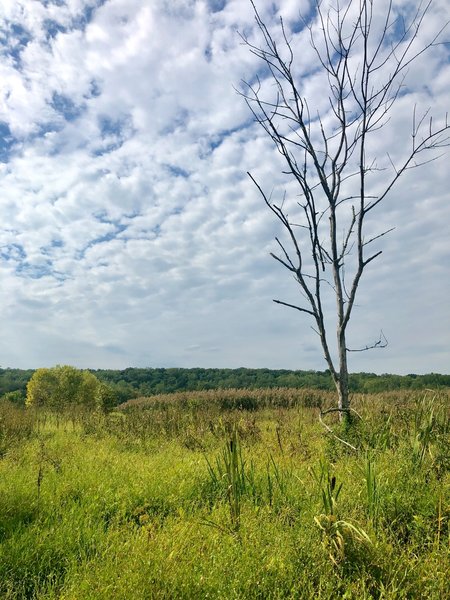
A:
0;0;449;374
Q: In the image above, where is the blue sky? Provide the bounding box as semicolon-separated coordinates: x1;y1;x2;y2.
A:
0;0;449;374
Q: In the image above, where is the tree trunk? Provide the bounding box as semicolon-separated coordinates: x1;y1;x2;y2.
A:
336;331;350;422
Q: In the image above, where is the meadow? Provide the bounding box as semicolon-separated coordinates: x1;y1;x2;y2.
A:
0;388;449;599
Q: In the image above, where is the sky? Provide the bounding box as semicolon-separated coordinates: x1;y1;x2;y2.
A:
0;0;449;374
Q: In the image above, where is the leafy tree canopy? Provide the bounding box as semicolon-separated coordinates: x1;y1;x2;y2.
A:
25;365;115;411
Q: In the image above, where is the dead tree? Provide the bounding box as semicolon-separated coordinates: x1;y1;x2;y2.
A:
241;0;449;420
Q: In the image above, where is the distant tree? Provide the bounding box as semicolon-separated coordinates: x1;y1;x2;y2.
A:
0;368;33;396
26;365;102;410
241;0;449;419
0;389;26;405
26;367;59;409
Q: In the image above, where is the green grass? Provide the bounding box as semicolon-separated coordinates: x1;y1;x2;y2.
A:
0;390;449;599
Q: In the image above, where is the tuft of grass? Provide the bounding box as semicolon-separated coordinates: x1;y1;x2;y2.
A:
204;428;258;533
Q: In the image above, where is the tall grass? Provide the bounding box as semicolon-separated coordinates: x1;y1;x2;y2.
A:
0;390;449;599
204;428;249;533
364;452;381;532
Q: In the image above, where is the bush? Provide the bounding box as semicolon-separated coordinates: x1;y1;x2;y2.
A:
26;365;106;411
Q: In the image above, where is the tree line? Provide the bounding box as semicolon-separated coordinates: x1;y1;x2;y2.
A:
1;366;449;407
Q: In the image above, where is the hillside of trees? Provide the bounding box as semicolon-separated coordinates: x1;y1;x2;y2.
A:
1;367;449;406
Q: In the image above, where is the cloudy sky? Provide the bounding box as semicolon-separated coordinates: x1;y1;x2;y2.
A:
0;0;449;374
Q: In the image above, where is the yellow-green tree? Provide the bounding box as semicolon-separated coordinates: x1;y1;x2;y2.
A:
26;365;104;410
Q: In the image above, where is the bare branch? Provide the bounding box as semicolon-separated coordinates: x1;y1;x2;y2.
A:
363;227;395;246
273;299;316;317
318;407;363;451
347;331;388;352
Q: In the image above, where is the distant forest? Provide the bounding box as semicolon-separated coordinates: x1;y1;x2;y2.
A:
1;367;449;406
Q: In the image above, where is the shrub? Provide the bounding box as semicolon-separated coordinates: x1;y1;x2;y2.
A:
26;365;102;411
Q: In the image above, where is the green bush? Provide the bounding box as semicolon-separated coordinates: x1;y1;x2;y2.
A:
25;365;115;411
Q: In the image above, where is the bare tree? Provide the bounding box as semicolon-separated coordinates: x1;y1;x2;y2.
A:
241;0;449;420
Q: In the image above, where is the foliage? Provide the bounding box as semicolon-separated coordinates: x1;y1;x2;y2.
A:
96;381;118;413
2;366;450;406
95;367;450;398
0;390;25;405
25;365;115;411
0;369;34;401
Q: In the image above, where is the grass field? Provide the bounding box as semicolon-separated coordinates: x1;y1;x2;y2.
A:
0;389;449;599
